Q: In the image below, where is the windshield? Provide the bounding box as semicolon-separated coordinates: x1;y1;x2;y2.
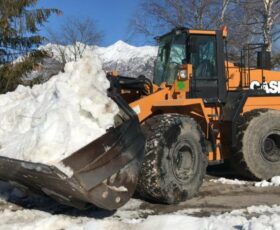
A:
154;33;186;85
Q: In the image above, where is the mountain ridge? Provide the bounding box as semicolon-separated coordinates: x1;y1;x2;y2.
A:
42;41;158;80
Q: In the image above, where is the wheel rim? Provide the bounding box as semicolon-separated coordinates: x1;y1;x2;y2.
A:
171;141;195;183
261;131;280;163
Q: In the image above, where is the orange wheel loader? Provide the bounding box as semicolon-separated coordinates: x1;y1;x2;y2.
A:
108;27;280;204
0;27;280;210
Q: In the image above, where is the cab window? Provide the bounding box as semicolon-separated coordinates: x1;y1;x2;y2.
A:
189;35;218;79
154;33;186;85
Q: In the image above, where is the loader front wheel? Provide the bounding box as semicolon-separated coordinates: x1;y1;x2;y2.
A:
137;114;207;204
232;109;280;180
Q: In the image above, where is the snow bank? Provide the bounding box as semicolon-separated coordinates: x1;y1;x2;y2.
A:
209;177;248;185
0;51;119;176
255;176;280;187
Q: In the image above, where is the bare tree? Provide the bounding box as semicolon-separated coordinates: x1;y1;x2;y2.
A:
129;0;254;62
129;0;280;60
47;17;103;64
239;0;280;51
129;0;235;42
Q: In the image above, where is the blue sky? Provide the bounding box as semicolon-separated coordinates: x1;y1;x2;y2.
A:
37;0;141;46
36;1;280;49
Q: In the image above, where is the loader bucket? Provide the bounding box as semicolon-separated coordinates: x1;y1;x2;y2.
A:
0;91;145;210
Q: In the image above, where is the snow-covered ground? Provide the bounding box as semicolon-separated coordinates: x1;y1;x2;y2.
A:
255;176;280;187
1;179;280;230
209;177;248;185
0;200;279;230
209;176;280;187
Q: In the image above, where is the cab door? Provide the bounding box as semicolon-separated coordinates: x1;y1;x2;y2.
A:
189;31;226;103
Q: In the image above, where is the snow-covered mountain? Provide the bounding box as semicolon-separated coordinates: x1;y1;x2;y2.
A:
96;41;157;79
41;41;158;81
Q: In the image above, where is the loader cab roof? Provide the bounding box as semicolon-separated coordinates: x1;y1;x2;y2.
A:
155;27;228;42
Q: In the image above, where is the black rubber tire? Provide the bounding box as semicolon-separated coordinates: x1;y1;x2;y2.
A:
136;114;207;204
231;109;280;180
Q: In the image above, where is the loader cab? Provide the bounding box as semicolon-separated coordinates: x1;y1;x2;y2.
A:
154;28;227;104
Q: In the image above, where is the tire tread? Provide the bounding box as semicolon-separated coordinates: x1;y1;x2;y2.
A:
137;114;207;203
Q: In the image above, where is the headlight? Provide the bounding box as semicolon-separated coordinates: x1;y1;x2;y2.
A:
179;69;187;80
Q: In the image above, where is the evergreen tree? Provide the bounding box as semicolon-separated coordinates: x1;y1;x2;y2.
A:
0;0;61;93
0;0;61;62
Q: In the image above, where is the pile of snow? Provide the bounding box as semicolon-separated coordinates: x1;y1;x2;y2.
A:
0;204;280;230
0;51;119;176
255;176;280;187
209;177;248;185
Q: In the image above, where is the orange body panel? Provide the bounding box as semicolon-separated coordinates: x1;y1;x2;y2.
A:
187;28;228;37
130;87;169;122
188;29;216;36
129;84;223;162
243;96;280;113
227;63;280;90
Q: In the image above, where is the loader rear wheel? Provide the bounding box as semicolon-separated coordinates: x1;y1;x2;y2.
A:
137;114;207;204
232;109;280;180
